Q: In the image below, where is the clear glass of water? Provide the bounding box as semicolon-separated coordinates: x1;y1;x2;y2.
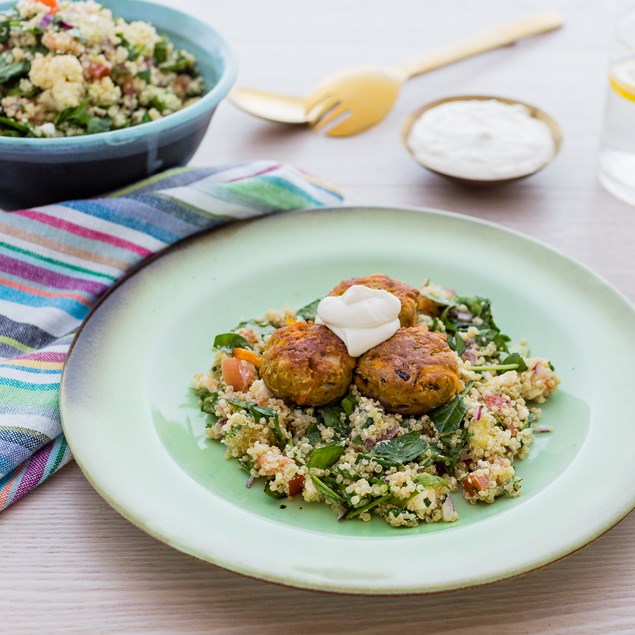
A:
598;9;635;205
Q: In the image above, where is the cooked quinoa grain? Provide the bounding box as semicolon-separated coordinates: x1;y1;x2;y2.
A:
0;0;204;137
192;277;560;528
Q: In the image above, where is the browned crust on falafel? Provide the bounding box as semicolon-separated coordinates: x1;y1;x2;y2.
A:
354;325;462;415
261;321;356;407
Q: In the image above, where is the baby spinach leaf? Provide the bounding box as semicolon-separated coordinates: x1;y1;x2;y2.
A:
213;332;252;353
199;390;219;415
429;381;474;435
0;53;29;84
320;402;350;438
499;352;528;372
308;443;345;469
0;18;10;44
136;69;151;82
296;298;321;321
343;492;392;520
86;116;112;135
370;431;429;466
54;100;90;127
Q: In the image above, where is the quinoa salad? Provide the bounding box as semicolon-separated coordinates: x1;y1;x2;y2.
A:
192;275;560;529
0;0;204;137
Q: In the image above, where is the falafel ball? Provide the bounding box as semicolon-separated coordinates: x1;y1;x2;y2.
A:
329;274;422;327
261;321;356;407
355;325;462;415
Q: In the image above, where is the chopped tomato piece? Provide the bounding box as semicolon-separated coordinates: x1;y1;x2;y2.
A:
462;472;492;496
86;61;111;80
221;357;256;392
288;474;305;497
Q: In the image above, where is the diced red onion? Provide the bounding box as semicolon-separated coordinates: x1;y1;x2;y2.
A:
40;13;53;27
476;406;482;421
442;494;455;521
455;310;473;322
59;20;73;30
245;475;255;489
535;425;552;433
337;507;347;521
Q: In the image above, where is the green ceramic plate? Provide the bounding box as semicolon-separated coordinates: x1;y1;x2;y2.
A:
60;206;635;594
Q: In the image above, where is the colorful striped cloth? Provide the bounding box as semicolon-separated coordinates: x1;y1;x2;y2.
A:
0;161;343;511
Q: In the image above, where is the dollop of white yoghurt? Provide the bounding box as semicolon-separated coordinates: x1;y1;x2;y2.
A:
316;284;401;357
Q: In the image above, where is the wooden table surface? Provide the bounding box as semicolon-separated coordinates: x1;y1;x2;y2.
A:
3;0;635;632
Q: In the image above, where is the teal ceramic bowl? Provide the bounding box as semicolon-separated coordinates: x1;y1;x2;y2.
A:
0;0;237;209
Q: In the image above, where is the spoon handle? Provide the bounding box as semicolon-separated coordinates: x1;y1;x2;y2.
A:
397;11;563;80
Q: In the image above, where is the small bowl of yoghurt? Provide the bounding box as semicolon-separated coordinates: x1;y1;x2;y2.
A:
402;95;562;185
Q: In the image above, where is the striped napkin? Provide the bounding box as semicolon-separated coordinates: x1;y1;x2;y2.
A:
0;161;343;512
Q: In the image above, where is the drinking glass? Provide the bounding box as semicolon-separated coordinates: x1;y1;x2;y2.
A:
598;8;635;205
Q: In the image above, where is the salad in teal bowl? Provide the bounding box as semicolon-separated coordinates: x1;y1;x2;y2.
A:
0;0;237;208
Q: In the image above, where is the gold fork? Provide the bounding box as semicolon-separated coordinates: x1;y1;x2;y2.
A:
229;11;563;137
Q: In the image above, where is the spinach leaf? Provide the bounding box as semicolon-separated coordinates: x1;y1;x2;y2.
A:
429;381;474;435
213;332;252;353
0;52;29;84
308;443;345;469
304;420;321;445
500;352;528;372
54;100;89;127
199;390;219;415
370;431;429;466
414;473;451;490
320;402;350;438
340;392;356;416
86;116;112;135
136;69;151;82
454;334;466;356
296;298;320;321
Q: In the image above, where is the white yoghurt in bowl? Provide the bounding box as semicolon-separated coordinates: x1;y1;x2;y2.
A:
406;98;558;181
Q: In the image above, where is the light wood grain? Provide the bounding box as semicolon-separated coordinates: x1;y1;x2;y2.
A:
3;0;635;632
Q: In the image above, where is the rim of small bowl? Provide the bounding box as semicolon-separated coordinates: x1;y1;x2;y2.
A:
401;94;563;186
0;0;238;148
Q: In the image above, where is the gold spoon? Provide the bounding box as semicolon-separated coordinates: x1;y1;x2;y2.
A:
228;11;563;137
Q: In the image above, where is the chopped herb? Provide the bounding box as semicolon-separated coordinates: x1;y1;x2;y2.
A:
199;390;219;415
213;332;252;353
0;116;33;136
160;54;193;73
340;392;356;416
153;35;169;64
320;401;350;438
136;69;151;82
227;398;286;448
140;110;152;124
343;493;392;520
296;298;320;321
310;475;345;505
0;18;10;44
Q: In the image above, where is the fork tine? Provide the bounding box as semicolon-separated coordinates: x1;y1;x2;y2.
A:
312;104;350;133
306;95;339;124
